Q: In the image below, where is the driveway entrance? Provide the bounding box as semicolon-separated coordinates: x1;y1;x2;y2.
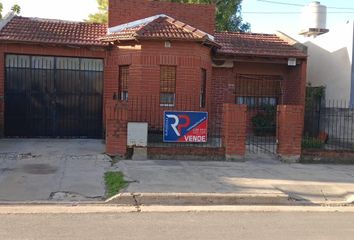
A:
5;54;103;138
0;139;110;202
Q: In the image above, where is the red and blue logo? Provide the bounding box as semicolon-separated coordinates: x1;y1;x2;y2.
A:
163;111;208;143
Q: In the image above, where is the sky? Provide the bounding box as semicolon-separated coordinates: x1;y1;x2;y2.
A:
242;0;354;35
0;0;98;21
1;0;354;36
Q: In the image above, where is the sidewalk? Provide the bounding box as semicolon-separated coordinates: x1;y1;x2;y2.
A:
111;158;354;205
0;139;110;202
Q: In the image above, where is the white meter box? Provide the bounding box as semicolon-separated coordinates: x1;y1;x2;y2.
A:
127;122;148;147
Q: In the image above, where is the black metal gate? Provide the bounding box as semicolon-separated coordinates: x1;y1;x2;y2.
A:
235;74;282;155
5;54;103;138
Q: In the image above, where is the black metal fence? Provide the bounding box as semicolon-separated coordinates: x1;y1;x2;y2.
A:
114;96;222;148
234;74;281;155
303;99;354;151
245;103;277;154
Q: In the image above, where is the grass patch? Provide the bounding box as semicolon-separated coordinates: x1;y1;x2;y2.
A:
104;171;128;198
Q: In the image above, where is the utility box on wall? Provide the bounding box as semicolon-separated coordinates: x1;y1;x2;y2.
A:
127;122;148;147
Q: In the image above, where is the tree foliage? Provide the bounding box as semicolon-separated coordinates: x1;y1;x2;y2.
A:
87;0;250;32
0;2;3;19
86;0;108;24
165;0;250;32
11;4;21;15
0;2;21;19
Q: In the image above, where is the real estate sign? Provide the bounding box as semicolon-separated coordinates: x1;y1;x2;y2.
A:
163;111;208;143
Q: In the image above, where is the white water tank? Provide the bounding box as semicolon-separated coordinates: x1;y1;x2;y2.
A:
299;1;329;37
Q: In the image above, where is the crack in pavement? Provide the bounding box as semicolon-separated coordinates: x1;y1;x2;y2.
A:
321;189;328;201
132;194;142;212
48;191;104;202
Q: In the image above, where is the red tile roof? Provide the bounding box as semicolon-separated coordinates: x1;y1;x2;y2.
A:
101;14;217;46
215;32;307;58
0;16;107;46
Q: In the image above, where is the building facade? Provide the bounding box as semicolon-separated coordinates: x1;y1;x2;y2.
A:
0;0;308;161
302;21;354;107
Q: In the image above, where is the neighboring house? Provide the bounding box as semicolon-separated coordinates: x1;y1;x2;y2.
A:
301;21;354;106
0;0;307;158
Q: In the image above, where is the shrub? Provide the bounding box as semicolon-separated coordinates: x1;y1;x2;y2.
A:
302;137;325;149
251;105;276;136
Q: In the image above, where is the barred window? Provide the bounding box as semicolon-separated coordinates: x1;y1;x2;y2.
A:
237;97;277;107
119;65;129;100
200;69;207;108
160;66;176;106
235;74;282;107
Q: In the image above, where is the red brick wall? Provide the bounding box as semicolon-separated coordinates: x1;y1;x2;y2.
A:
104;40;213;129
211;60;307;126
283;61;307;105
0;42;107;136
109;0;215;34
211;60;308;106
148;146;225;159
105;101;128;156
222;104;247;160
277;105;304;160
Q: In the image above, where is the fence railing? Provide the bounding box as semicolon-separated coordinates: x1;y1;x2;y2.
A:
111;96;222;148
303;99;354;151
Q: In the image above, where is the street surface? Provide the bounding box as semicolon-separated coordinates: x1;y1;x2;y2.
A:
0;207;353;240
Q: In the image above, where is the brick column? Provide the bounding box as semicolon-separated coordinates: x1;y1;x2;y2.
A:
277;105;304;162
105;102;128;157
222;104;247;161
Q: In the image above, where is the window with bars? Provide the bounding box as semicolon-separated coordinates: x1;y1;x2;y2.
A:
235;74;282;107
160;66;176;106
200;69;207;108
119;65;129;101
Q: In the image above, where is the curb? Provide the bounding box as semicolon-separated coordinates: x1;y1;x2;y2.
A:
105;192;301;206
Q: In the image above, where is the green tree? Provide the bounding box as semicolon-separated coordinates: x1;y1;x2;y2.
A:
0;2;3;19
11;4;21;15
86;0;108;24
0;2;21;19
166;0;250;32
87;0;250;32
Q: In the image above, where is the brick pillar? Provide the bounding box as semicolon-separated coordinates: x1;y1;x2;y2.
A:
277;105;304;163
222;104;247;161
105;102;128;157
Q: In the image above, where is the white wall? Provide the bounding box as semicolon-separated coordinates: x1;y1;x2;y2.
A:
301;22;354;103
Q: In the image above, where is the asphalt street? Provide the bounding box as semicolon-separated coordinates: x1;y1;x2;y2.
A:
0;209;353;240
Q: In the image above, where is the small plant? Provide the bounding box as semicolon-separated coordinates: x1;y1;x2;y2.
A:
302;137;325;149
104;171;128;198
251;105;276;136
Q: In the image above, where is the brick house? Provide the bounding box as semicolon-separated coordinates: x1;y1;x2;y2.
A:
0;0;307;161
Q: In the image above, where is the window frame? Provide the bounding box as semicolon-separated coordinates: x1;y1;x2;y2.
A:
119;65;129;101
160;65;176;107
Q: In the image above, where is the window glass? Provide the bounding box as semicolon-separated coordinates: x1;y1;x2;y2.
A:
160;66;176;106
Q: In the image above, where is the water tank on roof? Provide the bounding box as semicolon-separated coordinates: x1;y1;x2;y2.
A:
299;1;329;37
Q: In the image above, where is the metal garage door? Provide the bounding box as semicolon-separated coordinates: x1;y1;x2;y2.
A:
5;54;103;138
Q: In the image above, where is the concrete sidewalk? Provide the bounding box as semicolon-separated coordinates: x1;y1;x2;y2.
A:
112;159;354;205
0;139;111;202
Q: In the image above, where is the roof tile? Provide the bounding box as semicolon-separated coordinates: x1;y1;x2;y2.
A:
101;15;216;46
215;32;307;58
0;16;107;46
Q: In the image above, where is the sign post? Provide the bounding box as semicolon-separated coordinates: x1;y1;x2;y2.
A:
163;111;208;143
